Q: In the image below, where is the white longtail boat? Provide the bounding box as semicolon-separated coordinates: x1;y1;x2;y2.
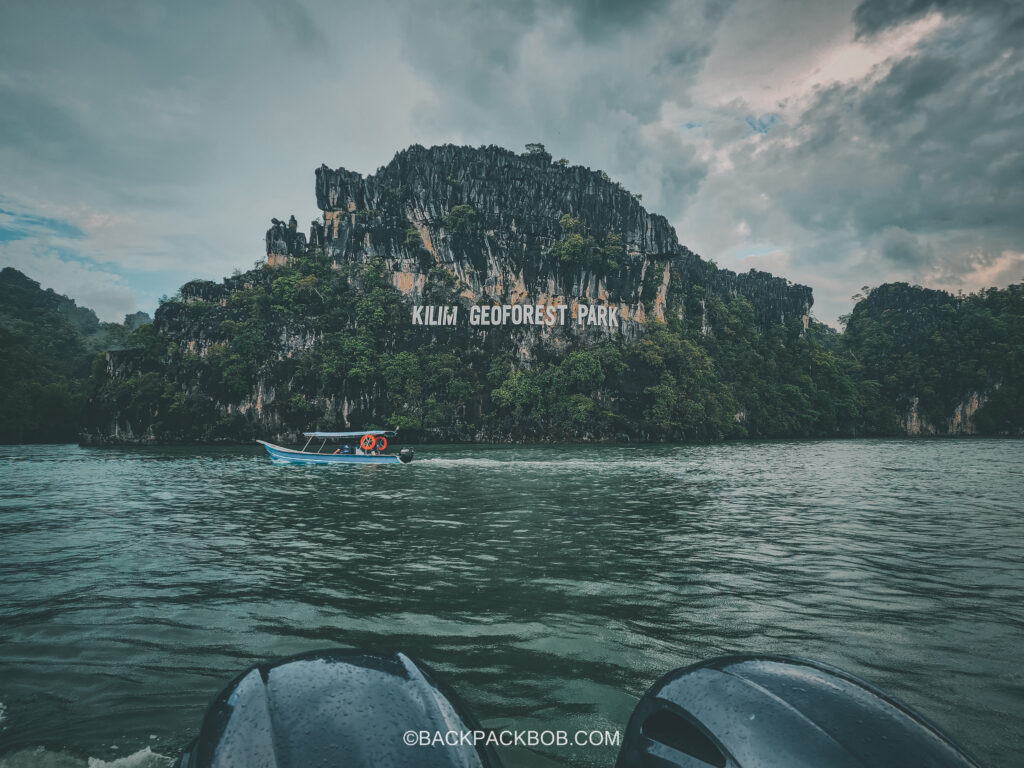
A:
257;431;413;465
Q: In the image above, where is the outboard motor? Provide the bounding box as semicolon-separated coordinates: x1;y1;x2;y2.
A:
399;448;415;463
176;649;498;768
615;655;980;768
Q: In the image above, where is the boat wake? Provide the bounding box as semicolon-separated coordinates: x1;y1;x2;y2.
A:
415;456;661;473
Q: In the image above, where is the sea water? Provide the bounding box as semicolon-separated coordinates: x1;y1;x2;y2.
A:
1;441;1022;767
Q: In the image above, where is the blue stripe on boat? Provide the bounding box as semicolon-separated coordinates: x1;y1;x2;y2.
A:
302;430;396;438
256;440;402;465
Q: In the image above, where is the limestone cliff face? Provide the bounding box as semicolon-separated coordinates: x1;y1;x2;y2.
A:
269;144;812;335
900;392;990;436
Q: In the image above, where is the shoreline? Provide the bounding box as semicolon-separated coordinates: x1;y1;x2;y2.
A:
1;434;1018;448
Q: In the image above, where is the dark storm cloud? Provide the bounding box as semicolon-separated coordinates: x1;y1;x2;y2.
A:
879;227;931;266
852;0;1019;35
780;10;1024;248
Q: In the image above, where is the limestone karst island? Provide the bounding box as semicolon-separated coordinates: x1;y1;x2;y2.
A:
2;144;1021;445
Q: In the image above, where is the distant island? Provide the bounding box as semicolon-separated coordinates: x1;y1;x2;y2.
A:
2;144;1021;444
0;267;149;443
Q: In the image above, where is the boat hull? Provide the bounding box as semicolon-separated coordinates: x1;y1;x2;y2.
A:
257;440;402;465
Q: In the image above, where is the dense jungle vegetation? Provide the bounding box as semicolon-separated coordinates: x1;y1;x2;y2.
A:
0;267;147;442
59;255;1024;443
3;259;1022;443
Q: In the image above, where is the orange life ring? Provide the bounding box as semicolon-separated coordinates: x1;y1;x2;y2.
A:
360;434;376;450
376;436;388;451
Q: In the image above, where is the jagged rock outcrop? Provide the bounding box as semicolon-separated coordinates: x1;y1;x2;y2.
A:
268;144;811;335
266;215;309;266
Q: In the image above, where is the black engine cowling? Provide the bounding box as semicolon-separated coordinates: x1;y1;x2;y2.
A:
176;649;496;768
616;655;980;768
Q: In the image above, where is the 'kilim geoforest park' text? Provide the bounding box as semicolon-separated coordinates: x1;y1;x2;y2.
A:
411;304;621;327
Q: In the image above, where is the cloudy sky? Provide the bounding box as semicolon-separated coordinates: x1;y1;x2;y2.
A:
1;0;1021;324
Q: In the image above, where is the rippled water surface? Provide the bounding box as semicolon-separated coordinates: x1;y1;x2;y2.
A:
1;441;1022;767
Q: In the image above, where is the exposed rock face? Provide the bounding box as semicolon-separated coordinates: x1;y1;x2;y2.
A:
266;215;308;267
269;144;812;334
901;392;990;436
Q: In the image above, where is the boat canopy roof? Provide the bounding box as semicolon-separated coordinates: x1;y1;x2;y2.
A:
303;430;396;438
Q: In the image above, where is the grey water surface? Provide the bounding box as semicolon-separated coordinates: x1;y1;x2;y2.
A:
0;441;1022;767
